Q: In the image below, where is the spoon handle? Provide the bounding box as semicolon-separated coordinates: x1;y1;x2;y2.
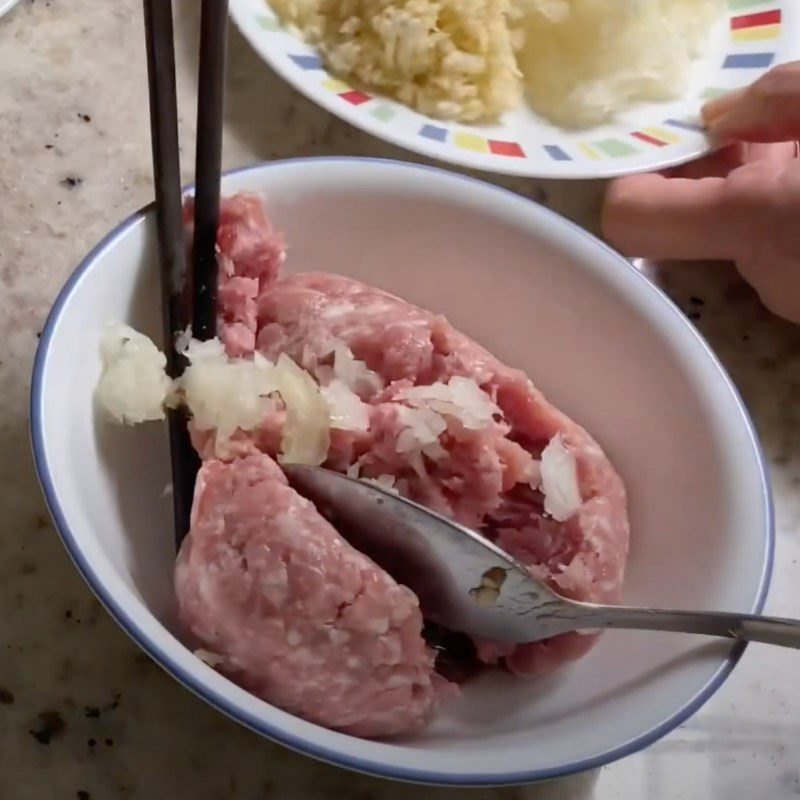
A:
580;605;800;649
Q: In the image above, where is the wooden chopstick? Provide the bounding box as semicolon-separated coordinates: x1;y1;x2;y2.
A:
142;0;201;547
191;0;229;342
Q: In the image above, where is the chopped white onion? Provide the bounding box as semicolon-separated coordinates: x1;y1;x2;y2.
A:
317;339;383;397
179;338;279;442
96;324;173;424
539;434;582;522
362;474;399;494
194;648;225;668
273;353;330;466
174;325;193;353
321;379;370;431
398;376;500;430
395;406;448;461
98;325;333;465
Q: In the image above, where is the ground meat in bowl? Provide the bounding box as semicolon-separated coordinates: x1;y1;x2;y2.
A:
173;193;630;735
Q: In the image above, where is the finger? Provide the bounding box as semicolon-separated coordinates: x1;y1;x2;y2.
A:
703;62;800;143
662;145;745;179
602;174;735;261
741;141;799;163
662;141;798;182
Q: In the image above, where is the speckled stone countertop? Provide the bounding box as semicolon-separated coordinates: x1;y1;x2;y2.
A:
1;1;799;798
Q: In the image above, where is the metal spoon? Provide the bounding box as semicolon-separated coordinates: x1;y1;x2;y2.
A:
283;465;799;648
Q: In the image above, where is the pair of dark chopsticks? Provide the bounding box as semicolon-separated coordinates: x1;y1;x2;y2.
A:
142;0;229;548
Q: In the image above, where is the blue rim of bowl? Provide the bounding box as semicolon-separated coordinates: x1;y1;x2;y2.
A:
29;157;775;787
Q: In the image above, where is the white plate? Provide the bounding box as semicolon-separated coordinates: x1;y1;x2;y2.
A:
230;0;799;178
31;159;773;785
0;0;21;19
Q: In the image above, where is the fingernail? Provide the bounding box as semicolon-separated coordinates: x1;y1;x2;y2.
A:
702;88;745;119
701;88;747;136
703;112;736;144
702;108;752;146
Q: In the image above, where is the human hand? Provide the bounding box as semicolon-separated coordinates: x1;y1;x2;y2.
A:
602;62;800;323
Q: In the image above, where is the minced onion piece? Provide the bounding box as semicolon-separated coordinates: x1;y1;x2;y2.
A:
362;474;398;494
179;338;279;442
273;353;330;465
396;405;448;460
321;379;370;431
194;648;225;667
99;325;333;466
316;340;383;397
391;376;501;462
174;325;193;353
97;324;173;424
398;376;500;430
539;434;582;521
182;340;331;463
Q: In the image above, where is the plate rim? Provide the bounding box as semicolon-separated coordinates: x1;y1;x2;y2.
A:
29;157;775;786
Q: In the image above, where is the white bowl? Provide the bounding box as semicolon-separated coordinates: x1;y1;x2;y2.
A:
31;159;773;786
230;0;800;179
0;0;21;18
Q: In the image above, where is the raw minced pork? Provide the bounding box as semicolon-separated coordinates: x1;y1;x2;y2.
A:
174;193;630;737
176;454;446;737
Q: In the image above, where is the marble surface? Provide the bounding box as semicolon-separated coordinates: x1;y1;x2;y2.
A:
1;1;799;798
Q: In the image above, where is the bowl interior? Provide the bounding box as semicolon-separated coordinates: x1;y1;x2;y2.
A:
33;159;771;784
